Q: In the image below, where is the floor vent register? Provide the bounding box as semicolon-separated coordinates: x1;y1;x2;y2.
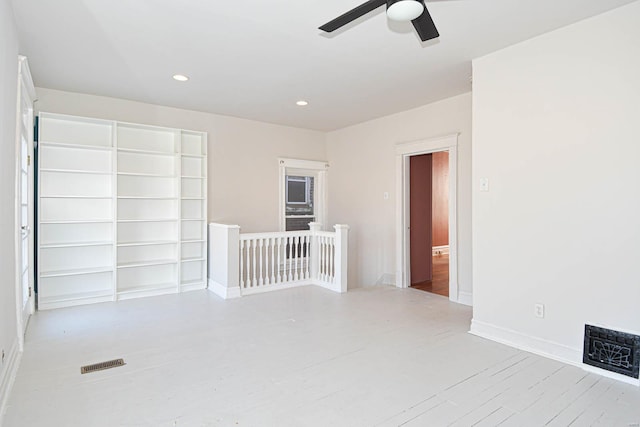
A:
81;358;126;375
584;325;639;379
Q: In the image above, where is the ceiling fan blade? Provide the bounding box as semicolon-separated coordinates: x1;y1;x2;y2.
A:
319;0;387;32
411;3;439;41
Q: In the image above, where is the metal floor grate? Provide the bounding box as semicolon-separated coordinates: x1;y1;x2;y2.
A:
584;325;640;379
81;358;126;374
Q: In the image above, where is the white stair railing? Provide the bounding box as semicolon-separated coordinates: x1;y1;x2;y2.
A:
239;231;312;293
208;222;349;298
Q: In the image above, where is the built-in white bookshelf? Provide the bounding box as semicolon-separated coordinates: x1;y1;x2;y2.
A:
180;131;207;291
38;113;207;309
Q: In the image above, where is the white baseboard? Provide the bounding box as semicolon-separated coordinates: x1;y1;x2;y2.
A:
470;319;581;365
456;291;473;306
316;280;346;294
0;339;21;424
207;279;241;299
39;294;114;310
240;280;313;296
469;319;640;387
432;245;449;255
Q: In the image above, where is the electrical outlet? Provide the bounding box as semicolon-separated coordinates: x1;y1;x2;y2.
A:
534;303;545;318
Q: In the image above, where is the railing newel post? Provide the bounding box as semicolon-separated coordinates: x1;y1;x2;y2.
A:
333;224;350;293
309;222;321;283
207;223;242;299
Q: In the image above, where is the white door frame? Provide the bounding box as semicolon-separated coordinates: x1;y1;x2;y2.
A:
395;134;460;303
278;158;329;231
15;56;36;350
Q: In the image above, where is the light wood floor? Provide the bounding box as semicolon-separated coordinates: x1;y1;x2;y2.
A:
411;253;449;297
3;287;639;426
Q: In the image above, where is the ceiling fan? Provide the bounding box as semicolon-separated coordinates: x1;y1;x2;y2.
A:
319;0;439;41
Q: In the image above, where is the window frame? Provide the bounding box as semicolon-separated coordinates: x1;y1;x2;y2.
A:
278;158;328;232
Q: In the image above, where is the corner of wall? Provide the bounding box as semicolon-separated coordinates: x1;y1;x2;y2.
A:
375;273;395;287
457;291;473;306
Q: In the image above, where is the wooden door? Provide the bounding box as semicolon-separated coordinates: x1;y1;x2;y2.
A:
409;154;432;284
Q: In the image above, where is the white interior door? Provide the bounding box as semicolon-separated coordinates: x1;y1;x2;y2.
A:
16;56;36;342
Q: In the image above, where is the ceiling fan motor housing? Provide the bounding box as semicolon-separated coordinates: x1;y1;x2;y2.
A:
386;0;425;21
319;0;438;43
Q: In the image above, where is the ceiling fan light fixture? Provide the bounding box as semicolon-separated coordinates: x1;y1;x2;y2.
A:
386;0;424;22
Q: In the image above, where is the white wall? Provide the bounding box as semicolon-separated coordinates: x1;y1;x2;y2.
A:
326;93;472;295
0;0;20;409
471;1;640;374
35;88;327;233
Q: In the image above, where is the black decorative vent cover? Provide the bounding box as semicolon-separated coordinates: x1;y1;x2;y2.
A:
583;325;640;379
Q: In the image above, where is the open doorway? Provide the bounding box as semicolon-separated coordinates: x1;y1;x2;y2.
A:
408;151;449;297
395;133;459;303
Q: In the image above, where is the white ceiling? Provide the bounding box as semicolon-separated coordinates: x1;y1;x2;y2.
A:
11;0;636;131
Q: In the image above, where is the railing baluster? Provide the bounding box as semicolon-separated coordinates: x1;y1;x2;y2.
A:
325;237;330;282
325;236;330;282
277;236;282;284
245;239;249;287
291;236;296;282
285;236;291;282
251;239;257;287
331;237;338;283
239;239;245;288
317;236;321;281
258;239;264;286
327;237;332;282
304;236;311;279
299;235;303;281
245;239;250;288
269;238;275;285
333;238;336;280
263;238;269;286
318;236;322;282
329;238;334;283
293;235;299;281
291;235;296;282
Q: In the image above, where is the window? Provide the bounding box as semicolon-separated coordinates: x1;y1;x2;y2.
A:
279;158;328;232
286;176;311;205
285;175;314;231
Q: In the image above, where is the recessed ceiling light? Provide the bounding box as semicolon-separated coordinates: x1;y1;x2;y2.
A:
296;100;309;106
172;74;189;82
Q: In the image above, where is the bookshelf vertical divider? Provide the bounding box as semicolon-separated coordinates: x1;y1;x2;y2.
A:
111;122;119;302
38;113;207;309
175;129;182;293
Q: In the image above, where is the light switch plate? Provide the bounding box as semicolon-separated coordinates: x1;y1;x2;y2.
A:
480;178;489;192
